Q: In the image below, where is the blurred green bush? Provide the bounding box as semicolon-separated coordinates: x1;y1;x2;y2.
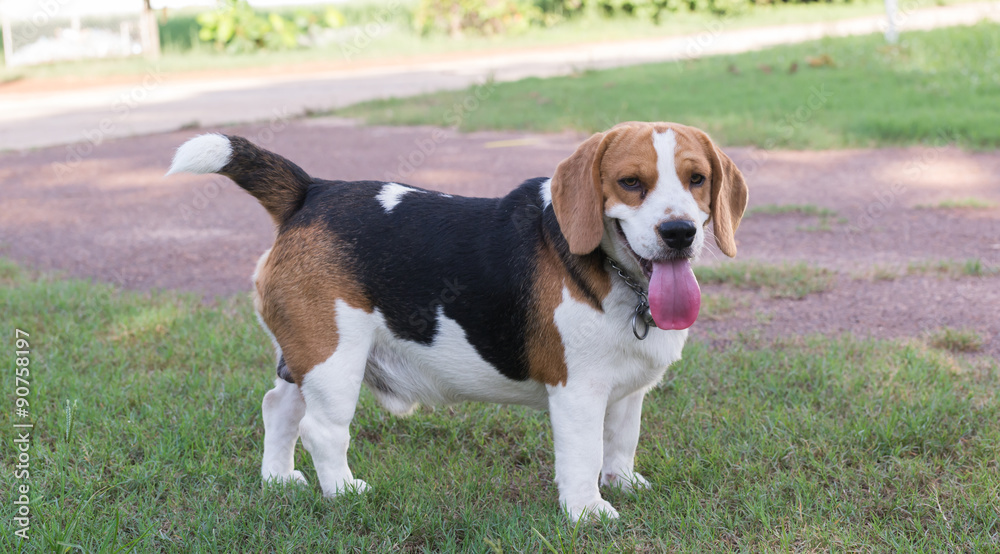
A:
415;0;868;36
195;0;345;53
414;0;549;36
178;0;873;48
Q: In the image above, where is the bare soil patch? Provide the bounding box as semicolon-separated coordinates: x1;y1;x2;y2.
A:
1;119;997;356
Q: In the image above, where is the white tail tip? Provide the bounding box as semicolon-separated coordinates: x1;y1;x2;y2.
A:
166;133;232;176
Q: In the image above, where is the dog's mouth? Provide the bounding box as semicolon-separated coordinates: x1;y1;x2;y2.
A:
614;222;653;278
614;221;701;331
613;222;695;276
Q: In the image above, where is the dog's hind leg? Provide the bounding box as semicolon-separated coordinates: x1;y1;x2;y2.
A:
255;248;308;485
297;302;374;497
261;377;308;485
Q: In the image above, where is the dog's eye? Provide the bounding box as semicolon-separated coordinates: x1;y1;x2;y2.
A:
618;177;641;190
690;174;706;187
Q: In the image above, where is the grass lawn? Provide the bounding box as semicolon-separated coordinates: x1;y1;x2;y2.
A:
338;21;1000;149
0;0;966;82
694;262;835;299
746;204;837;218
916;198;999;210
2;259;998;551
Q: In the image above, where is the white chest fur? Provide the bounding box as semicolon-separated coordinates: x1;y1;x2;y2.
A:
553;277;686;402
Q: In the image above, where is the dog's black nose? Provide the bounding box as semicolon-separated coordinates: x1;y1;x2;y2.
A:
658;220;697;250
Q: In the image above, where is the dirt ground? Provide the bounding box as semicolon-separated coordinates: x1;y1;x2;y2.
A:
2;118;998;357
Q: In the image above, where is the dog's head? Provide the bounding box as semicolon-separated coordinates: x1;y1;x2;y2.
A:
550;121;748;330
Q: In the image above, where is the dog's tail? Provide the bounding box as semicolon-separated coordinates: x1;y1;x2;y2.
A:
166;133;311;225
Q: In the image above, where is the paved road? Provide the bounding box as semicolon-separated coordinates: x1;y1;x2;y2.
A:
1;1;997;152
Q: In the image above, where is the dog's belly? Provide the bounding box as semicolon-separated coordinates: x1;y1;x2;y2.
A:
363;307;550;414
360;280;688;416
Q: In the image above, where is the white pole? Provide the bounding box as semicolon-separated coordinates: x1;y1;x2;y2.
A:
884;0;899;44
1;12;15;67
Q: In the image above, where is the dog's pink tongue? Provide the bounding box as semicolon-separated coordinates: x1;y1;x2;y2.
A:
648;259;701;330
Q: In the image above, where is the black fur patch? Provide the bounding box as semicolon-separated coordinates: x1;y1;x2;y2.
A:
540;202;606;311
284;178;558;382
221;135;312;225
276;355;294;383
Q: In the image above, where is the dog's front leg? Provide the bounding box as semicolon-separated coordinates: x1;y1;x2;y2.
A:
548;383;618;521
600;389;651;492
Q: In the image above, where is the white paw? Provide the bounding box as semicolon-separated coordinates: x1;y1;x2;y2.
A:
323;478;370;496
565;498;619;522
601;471;651;493
262;469;308;486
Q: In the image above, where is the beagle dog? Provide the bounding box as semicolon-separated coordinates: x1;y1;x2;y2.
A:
167;121;747;521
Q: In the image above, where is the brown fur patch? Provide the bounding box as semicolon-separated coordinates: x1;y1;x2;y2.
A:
254;224;372;384
567;253;612;311
550;132;606;255
670;126;716;217
526;242;570;386
667;123;748;256
527;241;611;386
221;136;313;226
598;125;660;212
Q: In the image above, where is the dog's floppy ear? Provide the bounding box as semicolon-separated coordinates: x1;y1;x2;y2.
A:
708;145;748;257
551;131;610;255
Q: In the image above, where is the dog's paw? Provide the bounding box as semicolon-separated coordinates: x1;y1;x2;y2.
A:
564;499;620;522
323;478;370;497
262;469;309;487
600;471;650;493
287;470;308;485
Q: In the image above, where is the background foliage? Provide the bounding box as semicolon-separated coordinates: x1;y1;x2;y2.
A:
414;0;877;36
195;0;346;52
186;0;886;47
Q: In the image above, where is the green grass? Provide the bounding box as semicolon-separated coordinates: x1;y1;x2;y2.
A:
907;258;1000;278
861;265;902;282
916;197;998;210
699;293;750;321
2;261;999;551
928;327;985;353
746;204;837;218
0;0;933;82
339;21;1000;149
695;261;835;299
961;258;1000;277
746;204;842;232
